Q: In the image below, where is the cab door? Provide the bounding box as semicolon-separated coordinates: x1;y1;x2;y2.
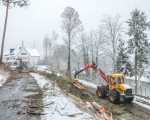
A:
109;76;113;90
112;77;117;89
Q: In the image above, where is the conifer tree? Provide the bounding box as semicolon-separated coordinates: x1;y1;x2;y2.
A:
126;8;150;93
116;39;133;76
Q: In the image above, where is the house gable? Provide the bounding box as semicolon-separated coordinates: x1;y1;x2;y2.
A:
16;47;31;61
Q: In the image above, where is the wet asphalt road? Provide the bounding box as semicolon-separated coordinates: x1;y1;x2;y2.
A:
0;73;41;120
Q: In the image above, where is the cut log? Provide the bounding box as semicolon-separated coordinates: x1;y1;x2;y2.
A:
73;82;94;100
73;83;83;89
92;102;105;113
73;82;85;90
75;82;85;89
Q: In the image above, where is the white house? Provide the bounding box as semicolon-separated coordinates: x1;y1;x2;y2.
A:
3;46;40;67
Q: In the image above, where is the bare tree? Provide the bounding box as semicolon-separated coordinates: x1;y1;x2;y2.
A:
61;7;82;79
43;35;49;65
48;31;58;65
95;26;105;66
0;0;29;65
80;32;90;76
88;30;96;63
101;15;122;73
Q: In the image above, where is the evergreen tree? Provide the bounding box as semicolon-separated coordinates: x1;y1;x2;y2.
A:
126;8;150;93
116;39;133;76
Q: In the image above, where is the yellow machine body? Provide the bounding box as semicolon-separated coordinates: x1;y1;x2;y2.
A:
108;74;132;94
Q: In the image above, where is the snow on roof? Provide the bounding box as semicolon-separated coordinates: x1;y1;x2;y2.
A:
12;49;20;56
4;47;40;57
26;48;40;57
4;49;20;57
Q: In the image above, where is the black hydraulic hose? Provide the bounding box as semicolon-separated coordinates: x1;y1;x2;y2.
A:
99;68;104;74
74;69;83;78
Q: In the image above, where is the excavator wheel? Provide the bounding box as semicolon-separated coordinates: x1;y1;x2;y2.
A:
108;90;120;104
125;98;134;103
96;86;106;99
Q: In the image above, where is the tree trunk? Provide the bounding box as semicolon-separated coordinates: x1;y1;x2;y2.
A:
82;39;86;67
68;32;71;79
0;1;9;65
134;50;137;93
95;49;98;66
85;49;90;76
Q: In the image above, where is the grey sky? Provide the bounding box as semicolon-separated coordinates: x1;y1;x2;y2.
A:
0;0;150;57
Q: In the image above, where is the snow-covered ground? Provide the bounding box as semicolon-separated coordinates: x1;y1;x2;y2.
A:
0;68;9;87
0;74;7;87
133;96;150;110
36;65;63;77
78;79;97;89
30;73;95;120
36;65;52;73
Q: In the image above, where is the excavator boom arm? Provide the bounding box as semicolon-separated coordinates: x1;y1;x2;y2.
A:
74;62;109;84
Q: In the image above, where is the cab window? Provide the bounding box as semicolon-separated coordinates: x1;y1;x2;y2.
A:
113;77;116;85
121;77;124;84
117;77;124;84
110;77;113;85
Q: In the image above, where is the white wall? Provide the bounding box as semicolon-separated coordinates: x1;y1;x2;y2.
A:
30;56;40;67
17;48;31;61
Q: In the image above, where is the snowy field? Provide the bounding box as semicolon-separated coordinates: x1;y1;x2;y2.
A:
30;73;95;120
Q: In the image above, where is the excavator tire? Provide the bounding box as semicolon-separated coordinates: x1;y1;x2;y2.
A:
125;98;134;103
96;86;106;99
108;90;120;104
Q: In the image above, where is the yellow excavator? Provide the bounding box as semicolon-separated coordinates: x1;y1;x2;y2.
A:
72;62;134;104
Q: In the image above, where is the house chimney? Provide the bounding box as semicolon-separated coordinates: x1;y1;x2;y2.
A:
22;41;24;47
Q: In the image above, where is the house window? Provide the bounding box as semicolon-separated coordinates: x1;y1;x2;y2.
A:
21;53;26;55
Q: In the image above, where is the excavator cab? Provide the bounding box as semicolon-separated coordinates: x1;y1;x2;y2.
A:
109;75;125;90
106;74;134;103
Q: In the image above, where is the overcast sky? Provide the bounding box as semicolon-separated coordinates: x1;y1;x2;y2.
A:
0;0;150;57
